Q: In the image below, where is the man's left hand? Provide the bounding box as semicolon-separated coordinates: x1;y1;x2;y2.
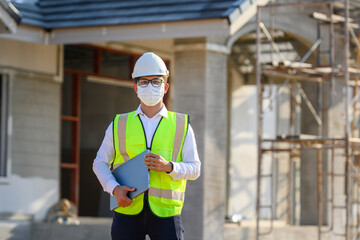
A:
144;152;173;173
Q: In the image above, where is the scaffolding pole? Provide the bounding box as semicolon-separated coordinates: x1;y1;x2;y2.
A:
255;0;358;239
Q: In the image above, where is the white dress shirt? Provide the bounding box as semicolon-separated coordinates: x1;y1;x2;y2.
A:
93;105;201;195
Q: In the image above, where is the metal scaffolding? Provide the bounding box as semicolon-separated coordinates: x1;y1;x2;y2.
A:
255;0;360;239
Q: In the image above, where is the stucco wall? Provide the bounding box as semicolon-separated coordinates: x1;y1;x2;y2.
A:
0;38;61;221
0;38;59;75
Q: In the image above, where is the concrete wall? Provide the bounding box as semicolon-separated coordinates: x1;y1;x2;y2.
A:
173;37;228;240
224;223;319;240
173;45;206;240
0;38;59;75
0;38;61;221
227;80;277;220
203;49;228;240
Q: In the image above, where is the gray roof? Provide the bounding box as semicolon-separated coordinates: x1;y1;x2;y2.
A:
10;0;246;30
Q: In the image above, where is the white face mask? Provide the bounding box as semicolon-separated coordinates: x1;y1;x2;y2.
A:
137;84;165;106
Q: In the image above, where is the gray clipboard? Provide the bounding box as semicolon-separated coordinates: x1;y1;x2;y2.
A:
110;150;150;211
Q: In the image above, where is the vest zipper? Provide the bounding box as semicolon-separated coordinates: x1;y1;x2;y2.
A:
137;115;164;151
137;116;148;149
150;117;163;150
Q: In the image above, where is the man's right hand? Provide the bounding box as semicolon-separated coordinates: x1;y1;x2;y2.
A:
112;185;136;207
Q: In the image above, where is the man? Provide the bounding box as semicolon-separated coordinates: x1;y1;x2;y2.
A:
93;52;201;240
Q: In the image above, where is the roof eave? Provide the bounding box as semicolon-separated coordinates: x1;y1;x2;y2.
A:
0;19;231;45
48;18;231;44
0;0;271;43
0;0;21;34
228;0;270;35
0;24;47;44
0;1;270;46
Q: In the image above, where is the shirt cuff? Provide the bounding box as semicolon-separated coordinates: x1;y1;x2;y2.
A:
167;162;180;179
108;180;120;196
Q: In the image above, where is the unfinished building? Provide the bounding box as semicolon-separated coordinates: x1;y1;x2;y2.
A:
243;1;360;239
0;0;360;240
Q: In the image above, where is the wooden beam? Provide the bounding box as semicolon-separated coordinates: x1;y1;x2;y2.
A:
283;60;312;68
61;163;78;169
263;70;323;82
311;12;359;28
61;116;79;122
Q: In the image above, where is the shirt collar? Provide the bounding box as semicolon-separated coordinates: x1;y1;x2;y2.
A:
134;104;168;118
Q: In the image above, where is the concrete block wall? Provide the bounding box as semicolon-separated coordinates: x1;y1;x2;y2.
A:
203;50;228;240
0;70;61;221
11;73;60;178
173;48;206;240
173;38;228;240
0;38;62;221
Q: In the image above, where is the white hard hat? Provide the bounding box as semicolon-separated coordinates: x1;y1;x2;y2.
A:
132;52;169;79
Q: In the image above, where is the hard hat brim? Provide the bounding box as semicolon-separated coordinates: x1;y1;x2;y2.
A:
132;70;169;79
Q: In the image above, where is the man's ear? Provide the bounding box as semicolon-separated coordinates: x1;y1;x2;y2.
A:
164;83;169;94
133;84;137;93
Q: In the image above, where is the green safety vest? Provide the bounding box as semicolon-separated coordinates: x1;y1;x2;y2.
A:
112;110;189;217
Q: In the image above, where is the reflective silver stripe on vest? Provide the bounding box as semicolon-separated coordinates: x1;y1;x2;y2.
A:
149;187;185;202
118;113;130;162
172;114;186;162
